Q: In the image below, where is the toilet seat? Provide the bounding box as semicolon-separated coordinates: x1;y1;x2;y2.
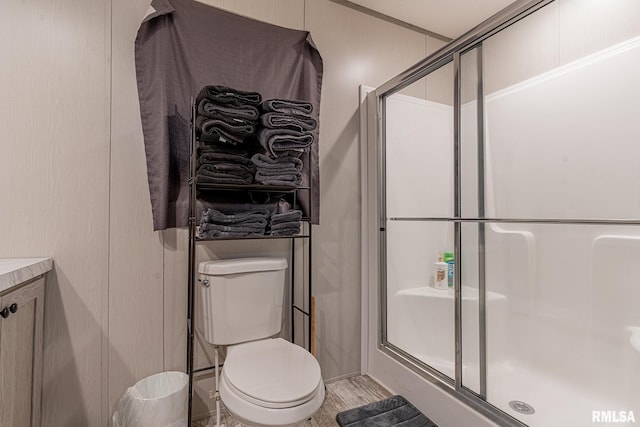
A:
220;338;325;426
223;338;322;409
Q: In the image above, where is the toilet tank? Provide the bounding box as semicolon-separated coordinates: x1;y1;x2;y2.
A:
199;257;288;346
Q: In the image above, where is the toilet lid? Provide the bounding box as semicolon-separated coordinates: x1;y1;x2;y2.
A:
224;338;322;408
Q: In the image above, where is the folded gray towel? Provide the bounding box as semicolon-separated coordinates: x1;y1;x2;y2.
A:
276;149;308;158
198;163;254;175
271;210;303;224
198;152;254;168
197;99;259;123
256;168;301;177
196;85;262;107
196;115;255;145
200;223;266;233
257;128;314;157
196;171;253;185
270;221;302;231
260;112;317;132
255;170;302;187
200;207;270;225
269;227;301;237
198;145;249;156
251;153;303;171
200;230;265;239
261;99;313;116
197;163;254;185
197;176;251;185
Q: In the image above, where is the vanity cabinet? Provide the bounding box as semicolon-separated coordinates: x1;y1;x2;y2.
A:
0;276;45;427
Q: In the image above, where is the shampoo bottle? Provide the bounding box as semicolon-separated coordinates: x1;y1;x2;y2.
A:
444;252;455;288
434;252;448;290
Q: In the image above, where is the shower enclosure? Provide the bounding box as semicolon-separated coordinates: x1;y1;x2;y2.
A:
363;0;640;425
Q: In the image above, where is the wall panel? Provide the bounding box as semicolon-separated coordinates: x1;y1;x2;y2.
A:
305;0;426;381
0;0;111;425
109;0;166;420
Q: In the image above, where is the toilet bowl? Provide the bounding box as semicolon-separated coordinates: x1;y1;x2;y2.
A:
219;338;324;427
198;258;325;426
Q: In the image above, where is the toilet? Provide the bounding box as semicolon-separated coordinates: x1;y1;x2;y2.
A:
199;257;325;427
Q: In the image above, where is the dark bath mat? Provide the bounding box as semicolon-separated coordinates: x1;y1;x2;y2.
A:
336;395;438;427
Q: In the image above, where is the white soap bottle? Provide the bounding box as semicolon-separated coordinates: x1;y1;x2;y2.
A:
434;252;448;290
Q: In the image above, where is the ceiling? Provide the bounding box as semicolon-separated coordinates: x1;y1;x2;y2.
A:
346;0;519;39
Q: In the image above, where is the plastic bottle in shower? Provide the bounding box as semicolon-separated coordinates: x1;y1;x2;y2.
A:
434;252;448;290
444;252;455;288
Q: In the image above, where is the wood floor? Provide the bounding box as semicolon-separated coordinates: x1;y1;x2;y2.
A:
192;375;392;427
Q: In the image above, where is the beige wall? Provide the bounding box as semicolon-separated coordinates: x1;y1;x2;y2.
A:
0;0;437;424
0;0;111;425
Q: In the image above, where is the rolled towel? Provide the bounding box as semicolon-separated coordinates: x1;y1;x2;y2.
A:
261;99;313;116
196;85;262;107
196;115;255;145
257;128;314;157
260;112;317;132
197;99;260;122
251;153;303;171
275;199;291;214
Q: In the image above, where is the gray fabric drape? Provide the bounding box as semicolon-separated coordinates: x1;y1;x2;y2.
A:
135;0;323;230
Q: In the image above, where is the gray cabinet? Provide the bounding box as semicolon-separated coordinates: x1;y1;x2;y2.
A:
0;276;45;427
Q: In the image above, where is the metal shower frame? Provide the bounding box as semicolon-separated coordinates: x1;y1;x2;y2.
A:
375;1;560;426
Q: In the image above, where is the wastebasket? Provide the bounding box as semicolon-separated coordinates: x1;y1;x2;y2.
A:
112;371;188;427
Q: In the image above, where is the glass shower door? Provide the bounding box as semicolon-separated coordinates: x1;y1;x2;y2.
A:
375;2;640;426
382;60;456;381
475;1;640;424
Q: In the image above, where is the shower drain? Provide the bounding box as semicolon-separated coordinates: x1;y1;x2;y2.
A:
508;400;536;415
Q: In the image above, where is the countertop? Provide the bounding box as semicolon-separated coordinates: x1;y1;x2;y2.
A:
0;258;53;294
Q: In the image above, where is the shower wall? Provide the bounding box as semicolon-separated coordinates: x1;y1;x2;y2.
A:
480;32;640;424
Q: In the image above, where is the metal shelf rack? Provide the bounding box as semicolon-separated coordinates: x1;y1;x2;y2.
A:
185;98;314;426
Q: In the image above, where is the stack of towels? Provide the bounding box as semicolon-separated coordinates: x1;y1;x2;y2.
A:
197;146;256;185
198;200;303;239
199;206;270;239
251;153;303;188
258;99;317;158
268;200;303;237
196;85;261;145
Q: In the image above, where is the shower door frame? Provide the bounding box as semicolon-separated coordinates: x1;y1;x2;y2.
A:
366;1;555;426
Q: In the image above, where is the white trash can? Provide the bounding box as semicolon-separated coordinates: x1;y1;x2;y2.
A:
112;371;188;427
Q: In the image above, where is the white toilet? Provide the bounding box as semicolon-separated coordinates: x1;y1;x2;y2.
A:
199;257;325;427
